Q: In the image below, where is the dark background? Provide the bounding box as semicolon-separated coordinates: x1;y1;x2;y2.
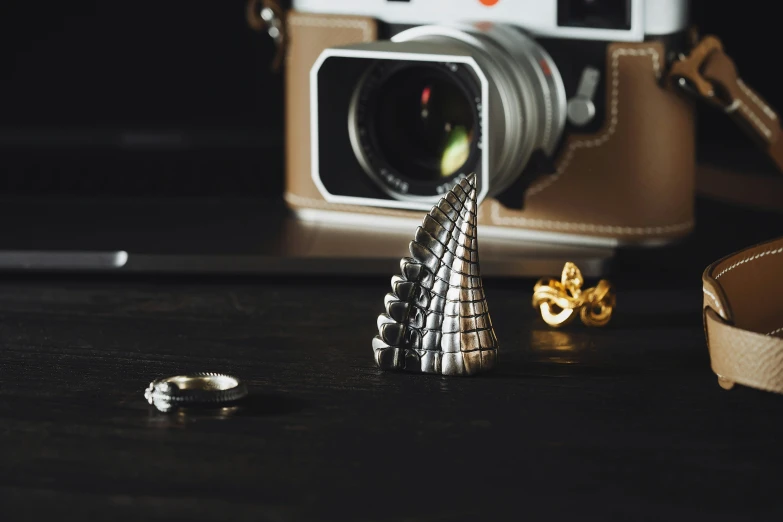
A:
0;0;778;197
2;4;783;520
0;0;283;196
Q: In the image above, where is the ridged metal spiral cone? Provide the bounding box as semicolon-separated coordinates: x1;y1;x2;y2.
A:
372;174;498;376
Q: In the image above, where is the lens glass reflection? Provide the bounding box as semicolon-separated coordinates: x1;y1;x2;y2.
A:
371;65;476;182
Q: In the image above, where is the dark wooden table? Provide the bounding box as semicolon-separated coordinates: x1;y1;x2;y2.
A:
2;198;783;521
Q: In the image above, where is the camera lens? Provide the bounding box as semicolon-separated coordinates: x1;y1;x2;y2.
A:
371;65;476;182
344;24;567;205
392;25;567;199
350;61;482;199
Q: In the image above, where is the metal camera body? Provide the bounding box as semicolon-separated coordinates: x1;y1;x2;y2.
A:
286;0;695;247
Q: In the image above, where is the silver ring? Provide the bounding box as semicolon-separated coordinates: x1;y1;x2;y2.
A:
144;373;248;412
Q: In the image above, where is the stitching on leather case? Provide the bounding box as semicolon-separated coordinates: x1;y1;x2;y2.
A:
737;101;772;139
288;191;686;234
702;287;725;316
527;47;660;198
768;326;783;337
288;38;684;236
289;14;374;40
737;78;777;120
715;246;783;280
488;200;691;234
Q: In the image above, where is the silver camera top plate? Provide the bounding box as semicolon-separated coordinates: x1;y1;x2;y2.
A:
292;0;689;42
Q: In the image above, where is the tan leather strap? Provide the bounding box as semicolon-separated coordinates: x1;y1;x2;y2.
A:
246;0;287;71
674;36;783;392
696;164;783;213
703;237;783;393
673;35;783;210
671;35;783;173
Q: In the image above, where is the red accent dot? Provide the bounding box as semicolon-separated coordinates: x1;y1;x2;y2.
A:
421;86;431;106
539;59;551;76
479;0;500;6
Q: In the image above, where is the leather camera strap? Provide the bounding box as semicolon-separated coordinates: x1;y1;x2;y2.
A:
672;36;783;392
671;35;783;172
246;0;287;71
702;237;783;393
671;35;783;213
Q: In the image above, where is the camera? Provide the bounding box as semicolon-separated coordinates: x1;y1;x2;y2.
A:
285;0;694;246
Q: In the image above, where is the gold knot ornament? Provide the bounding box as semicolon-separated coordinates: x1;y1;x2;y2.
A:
532;262;615;327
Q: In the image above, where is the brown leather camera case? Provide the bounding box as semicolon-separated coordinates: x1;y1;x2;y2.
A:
284;11;696;245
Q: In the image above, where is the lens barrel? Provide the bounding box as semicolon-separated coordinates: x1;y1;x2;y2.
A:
349;24;566;202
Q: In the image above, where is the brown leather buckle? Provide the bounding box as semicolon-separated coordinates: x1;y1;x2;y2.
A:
669;36;726;106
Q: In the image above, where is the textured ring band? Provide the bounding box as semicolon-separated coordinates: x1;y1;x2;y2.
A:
144;373;248;410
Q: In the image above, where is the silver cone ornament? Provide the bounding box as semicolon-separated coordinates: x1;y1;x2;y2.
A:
372;174;498;376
